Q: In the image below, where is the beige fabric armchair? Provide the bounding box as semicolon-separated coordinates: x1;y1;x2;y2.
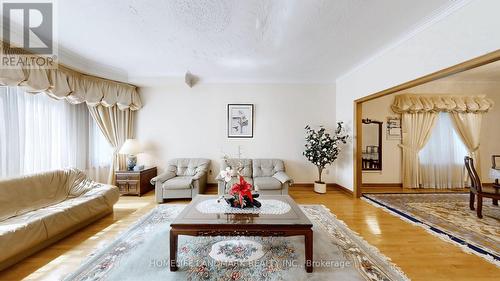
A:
151;158;210;202
217;159;292;195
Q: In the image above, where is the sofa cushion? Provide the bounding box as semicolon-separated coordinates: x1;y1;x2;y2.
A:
253;177;282;190
40;184;119;237
0;211;48;264
162;176;193;190
167;158;210;177
67;171;103;198
229;176;254;187
221;159;252;177
41;198;106;237
253;159;285;177
86;184;120;208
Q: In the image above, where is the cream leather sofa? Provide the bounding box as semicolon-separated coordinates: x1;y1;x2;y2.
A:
0;169;119;270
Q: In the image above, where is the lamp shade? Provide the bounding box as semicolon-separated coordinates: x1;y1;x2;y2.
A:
119;139;142;155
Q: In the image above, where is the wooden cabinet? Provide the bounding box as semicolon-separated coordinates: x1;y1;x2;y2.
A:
115;167;157;196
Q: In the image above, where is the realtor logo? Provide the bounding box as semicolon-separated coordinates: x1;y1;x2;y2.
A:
2;2;53;54
1;1;57;68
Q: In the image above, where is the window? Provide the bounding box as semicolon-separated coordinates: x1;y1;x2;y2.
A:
419;113;468;188
0;86;112;180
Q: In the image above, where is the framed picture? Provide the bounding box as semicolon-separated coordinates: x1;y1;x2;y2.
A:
227;104;254;138
386;116;402;140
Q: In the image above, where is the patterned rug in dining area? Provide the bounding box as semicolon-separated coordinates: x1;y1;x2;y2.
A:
363;193;500;265
64;204;408;281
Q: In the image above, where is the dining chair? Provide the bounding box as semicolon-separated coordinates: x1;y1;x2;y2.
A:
493;155;500;189
464;156;500;218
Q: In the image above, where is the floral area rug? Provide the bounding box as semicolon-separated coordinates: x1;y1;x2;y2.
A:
64;204;409;281
363;193;500;266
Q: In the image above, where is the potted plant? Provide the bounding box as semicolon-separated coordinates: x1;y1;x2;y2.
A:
303;122;348;193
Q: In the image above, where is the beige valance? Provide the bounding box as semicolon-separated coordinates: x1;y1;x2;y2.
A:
391;94;494;114
0;44;142;110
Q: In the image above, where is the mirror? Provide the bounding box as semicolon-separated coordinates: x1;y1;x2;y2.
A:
362;119;382;171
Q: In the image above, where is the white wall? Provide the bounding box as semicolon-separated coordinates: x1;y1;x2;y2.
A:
135;82;336;184
362;87;500;184
336;0;500;190
361;94;402;184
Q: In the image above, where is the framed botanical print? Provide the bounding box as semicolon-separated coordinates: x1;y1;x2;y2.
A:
386;116;402;140
227;104;254;138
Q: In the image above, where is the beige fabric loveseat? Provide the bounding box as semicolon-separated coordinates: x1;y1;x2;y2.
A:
0;169;119;270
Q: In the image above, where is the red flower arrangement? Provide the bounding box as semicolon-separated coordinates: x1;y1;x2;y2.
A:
228;176;254;208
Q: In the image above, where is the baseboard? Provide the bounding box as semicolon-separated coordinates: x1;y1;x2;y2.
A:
292;183;353;196
330;183;354;196
209;182;354;196
362;183;403;188
290;183;323;188
290;183;335;189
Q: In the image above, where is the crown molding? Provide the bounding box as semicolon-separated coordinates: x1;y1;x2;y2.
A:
56;47;129;82
1;20;130;83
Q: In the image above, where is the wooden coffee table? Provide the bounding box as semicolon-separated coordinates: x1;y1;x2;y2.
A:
169;195;314;272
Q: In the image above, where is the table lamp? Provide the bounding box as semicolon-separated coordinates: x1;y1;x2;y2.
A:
119;139;142;171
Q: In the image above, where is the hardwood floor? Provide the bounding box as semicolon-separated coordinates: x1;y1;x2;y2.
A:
0;186;498;281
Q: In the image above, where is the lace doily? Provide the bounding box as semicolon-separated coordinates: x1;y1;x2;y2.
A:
196;199;291;215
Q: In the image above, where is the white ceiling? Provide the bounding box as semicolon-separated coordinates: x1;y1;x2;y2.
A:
53;0;461;84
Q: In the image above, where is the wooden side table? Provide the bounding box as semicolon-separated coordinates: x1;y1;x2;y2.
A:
115;167;157;196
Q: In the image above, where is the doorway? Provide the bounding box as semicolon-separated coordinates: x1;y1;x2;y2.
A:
353;50;500;197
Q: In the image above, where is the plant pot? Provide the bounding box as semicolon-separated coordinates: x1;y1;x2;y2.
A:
314;181;326;194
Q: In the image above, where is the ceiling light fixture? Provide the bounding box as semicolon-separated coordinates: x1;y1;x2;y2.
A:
185;71;199;88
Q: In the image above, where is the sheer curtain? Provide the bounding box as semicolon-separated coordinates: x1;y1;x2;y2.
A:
0;86;112;182
419;113;468;188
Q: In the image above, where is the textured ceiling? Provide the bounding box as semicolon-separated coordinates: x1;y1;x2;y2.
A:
53;0;460;83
